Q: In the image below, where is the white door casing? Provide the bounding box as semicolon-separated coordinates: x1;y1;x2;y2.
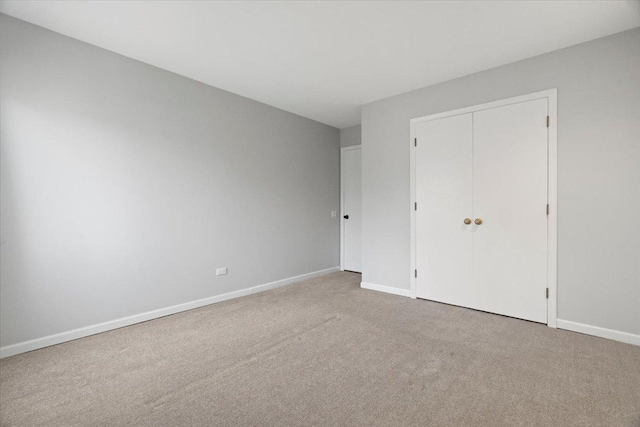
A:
410;89;557;326
341;145;362;272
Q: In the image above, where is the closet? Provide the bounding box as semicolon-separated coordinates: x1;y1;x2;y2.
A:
411;92;556;324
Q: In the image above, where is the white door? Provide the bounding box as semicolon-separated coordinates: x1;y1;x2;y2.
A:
415;98;548;323
342;146;362;272
472;98;548;323
415;114;473;304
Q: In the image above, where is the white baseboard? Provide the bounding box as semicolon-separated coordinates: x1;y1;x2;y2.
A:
557;319;640;346
0;267;340;359
360;281;412;298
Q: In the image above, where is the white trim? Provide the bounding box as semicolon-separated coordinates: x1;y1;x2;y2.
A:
361;281;412;298
0;266;340;359
409;89;558;126
409;117;417;299
557;319;640;346
340;144;361;271
546;90;558;328
409;89;558;326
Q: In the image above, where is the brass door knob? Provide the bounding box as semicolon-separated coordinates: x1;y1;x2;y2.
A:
463;218;472;225
474;218;483;225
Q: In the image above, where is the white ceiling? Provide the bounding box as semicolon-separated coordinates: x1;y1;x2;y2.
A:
1;1;639;128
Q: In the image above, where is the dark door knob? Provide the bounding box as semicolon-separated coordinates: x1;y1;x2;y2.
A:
343;215;349;219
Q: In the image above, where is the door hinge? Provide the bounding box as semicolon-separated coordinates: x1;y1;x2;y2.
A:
414;202;417;211
546;204;549;216
414;138;417;147
415;270;417;278
546;288;549;299
546;116;550;128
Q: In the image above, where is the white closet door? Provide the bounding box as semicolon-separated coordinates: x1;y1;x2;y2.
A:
415;114;473;302
472;98;548;323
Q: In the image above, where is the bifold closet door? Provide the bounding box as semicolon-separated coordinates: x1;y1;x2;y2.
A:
472;98;548;323
415;113;473;303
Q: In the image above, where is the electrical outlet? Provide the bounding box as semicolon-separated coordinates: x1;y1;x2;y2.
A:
216;267;227;276
331;210;337;218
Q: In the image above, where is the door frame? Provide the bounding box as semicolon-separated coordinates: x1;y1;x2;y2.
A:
341;145;362;271
409;89;558;327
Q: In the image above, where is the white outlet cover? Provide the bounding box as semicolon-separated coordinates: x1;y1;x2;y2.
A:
216;267;227;276
331;210;337;218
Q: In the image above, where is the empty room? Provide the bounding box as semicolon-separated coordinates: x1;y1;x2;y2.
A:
1;1;639;425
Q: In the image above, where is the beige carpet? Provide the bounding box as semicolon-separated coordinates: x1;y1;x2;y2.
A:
1;272;639;426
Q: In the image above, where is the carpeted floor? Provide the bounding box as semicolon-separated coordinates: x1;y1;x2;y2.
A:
1;271;639;426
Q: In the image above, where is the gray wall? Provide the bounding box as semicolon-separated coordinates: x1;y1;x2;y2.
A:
340;125;361;148
361;28;640;336
0;15;340;348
